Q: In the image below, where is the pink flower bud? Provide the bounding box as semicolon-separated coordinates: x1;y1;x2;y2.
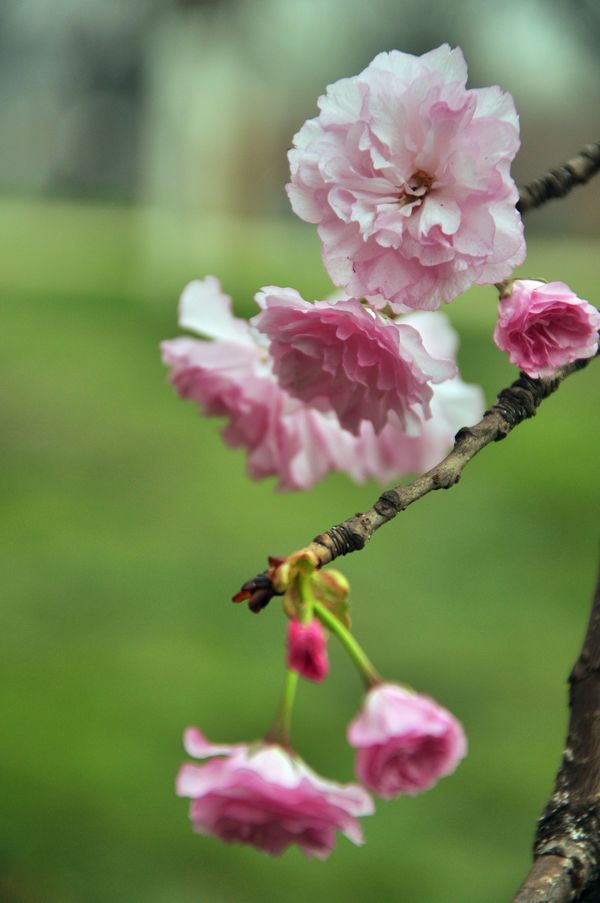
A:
347;684;467;798
287;618;330;682
176;728;373;858
493;280;600;377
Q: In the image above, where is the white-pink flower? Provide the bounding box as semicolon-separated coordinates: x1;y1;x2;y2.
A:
493;279;600;377
253;287;455;435
351;310;484;479
287;45;525;311
161;277;483;490
176;728;374;858
161;277;355;491
347;684;467;798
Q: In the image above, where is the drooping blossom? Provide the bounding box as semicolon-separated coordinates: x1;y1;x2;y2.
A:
161;277;483;491
287;45;525;311
176;727;374;858
161;277;358;491
347;683;467;798
287;618;330;681
493;279;600;377
253;287;455;434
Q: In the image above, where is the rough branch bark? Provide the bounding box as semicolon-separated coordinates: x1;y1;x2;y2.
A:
518;142;600;213
513;564;600;903
235;357;595;611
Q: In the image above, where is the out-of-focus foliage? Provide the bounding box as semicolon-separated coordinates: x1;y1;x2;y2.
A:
1;199;599;903
2;2;600;899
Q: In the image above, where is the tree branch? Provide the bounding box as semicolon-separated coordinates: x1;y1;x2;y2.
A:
513;563;600;903
235;356;595;611
518;142;600;213
232;143;600;612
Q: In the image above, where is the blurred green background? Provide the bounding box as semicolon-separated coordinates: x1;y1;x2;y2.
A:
1;2;600;902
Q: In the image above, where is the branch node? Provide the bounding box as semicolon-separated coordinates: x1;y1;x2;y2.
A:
431;465;458;489
318;522;366;558
375;490;403;517
492;373;552;432
454;425;477;443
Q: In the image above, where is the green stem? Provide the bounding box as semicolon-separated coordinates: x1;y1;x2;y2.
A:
265;668;299;747
297;571;314;623
313;599;382;689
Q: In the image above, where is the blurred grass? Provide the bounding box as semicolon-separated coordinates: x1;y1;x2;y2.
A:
1;197;599;903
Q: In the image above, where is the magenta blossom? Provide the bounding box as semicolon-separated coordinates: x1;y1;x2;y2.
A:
347;684;467;798
253;288;455;435
493;279;600;377
162;277;482;490
287;45;525;311
176;728;374;858
287;618;330;682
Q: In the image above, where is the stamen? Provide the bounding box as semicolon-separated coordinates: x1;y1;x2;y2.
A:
397;170;433;207
408;170;434;193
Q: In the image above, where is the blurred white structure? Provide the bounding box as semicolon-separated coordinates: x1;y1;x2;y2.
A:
0;0;598;234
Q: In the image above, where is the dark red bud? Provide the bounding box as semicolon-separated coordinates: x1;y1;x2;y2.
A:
232;571;278;613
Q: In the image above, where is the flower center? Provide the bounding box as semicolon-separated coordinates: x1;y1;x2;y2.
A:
397;170;433;207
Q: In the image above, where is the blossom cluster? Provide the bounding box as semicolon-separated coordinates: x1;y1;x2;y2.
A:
163;44;598;490
177;555;467;859
177;683;466;859
165;42;599;865
162;278;483;490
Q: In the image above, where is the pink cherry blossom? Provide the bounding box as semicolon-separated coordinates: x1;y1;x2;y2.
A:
287;45;525;311
253;287;455;435
351;311;484;480
176;728;374;858
347;683;467;798
162;277;483;490
493;279;600;377
161;277;359;491
287;618;329;681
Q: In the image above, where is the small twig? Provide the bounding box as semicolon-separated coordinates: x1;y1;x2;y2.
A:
513;563;600;903
236;357;595;610
518;142;600;213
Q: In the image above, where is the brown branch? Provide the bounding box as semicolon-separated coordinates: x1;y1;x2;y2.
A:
518;142;600;213
513;563;600;903
235;357;595;610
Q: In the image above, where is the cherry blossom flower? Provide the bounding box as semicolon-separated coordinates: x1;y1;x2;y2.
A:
161;277;356;491
493;279;600;377
347;683;467;798
176;728;374;858
286;618;330;681
161;277;483;491
253;287;455;435
351;310;484;479
287;45;525;311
